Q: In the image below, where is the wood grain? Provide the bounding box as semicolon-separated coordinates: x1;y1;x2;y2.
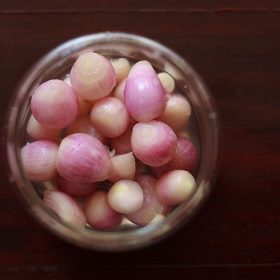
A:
0;2;280;279
1;0;280;12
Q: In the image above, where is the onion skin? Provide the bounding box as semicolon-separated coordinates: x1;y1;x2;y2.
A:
124;61;166;122
70;52;116;101
156;170;196;206
153;136;198;177
56;133;111;183
84;191;122;230
131;121;177;167
31;79;79;129
21;140;58;181
43;190;86;227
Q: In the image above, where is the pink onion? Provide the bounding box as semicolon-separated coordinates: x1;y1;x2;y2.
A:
153;136;198;177
56;133;111;183
108;180;144;214
27;115;61;142
126;175;163;226
31;79;79;129
43;190;86;227
84;191;122;230
21;140;58;181
156;170;196;205
124;61;166;122
70;52;116;101
56;175;96;197
158;94;191;132
131;121;177;167
66;116;107;144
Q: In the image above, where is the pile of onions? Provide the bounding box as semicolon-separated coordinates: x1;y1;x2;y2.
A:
21;52;198;230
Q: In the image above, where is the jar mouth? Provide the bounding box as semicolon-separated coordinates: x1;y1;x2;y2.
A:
5;32;220;251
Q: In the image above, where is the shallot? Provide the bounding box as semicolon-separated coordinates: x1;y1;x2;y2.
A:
56;133;111;183
70;52;116;101
21;140;58;181
131;121;177;167
31;79;78;129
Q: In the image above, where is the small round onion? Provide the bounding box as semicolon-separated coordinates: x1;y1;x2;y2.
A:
43;190;86;227
158;72;175;93
84;191;122;230
112;78;126;102
31;79;79;129
124;61;166;122
110;125;132;154
90;97;129;138
108;180;144;214
156;170;196;205
131;121;177;167
66;116;107;144
153;136;198;177
56;133;111;183
27;115;61;142
126;175;163;226
70;52;116;101
21;140;58;181
56;175;96;197
109;152;136;182
158;94;191;132
111;58;131;83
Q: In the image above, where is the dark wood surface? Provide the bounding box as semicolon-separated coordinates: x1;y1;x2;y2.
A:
1;1;280;279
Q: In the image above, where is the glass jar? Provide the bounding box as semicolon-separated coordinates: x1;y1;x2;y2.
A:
5;32;219;251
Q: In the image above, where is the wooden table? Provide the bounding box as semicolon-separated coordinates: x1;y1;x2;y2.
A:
1;1;280;279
